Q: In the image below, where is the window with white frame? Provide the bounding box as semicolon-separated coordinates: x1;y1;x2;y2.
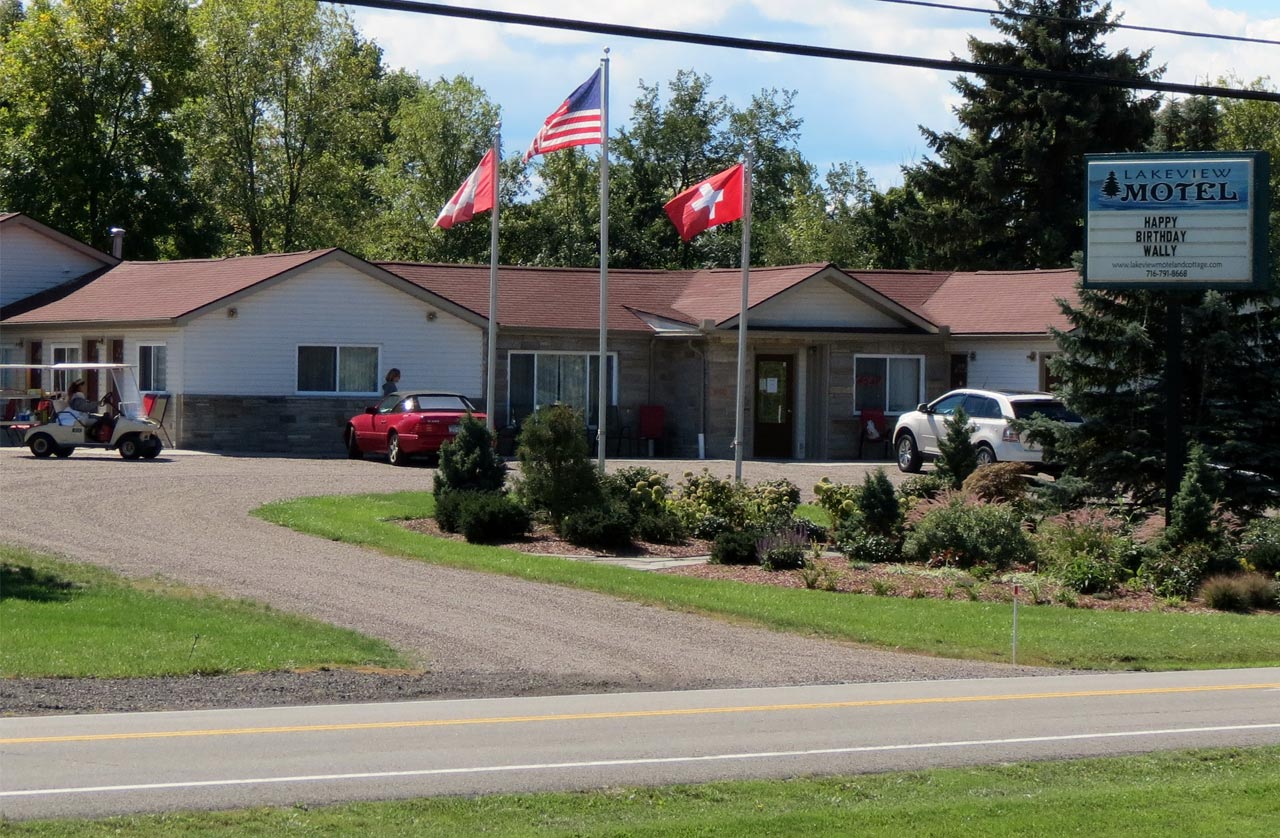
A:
138;344;167;391
854;354;924;414
507;351;617;426
50;344;81;392
297;345;379;394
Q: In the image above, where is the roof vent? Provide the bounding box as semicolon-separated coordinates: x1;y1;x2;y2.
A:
108;227;125;259
700;318;717;331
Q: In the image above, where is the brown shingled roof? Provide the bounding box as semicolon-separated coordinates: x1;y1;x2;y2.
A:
4;250;336;324
920;269;1079;335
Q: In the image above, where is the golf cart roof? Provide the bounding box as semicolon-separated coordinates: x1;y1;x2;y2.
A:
0;363;136;371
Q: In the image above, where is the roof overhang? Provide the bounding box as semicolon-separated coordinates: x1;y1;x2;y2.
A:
0;213;118;267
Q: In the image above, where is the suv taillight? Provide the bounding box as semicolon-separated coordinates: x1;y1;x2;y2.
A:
1002;427;1020;443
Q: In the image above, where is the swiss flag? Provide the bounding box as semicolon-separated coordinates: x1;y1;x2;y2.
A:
664;163;745;241
435;149;496;229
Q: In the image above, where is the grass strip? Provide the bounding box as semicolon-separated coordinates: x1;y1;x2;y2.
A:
5;746;1278;836
255;493;1280;671
0;545;408;678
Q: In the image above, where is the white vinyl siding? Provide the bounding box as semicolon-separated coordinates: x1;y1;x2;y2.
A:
748;275;904;329
0;222;111;307
957;342;1059;391
181;261;482;397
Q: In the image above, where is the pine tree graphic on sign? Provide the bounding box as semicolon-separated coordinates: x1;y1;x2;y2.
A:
1101;171;1121;199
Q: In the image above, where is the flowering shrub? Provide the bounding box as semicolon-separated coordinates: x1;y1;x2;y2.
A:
1033;508;1138;594
813;478;863;528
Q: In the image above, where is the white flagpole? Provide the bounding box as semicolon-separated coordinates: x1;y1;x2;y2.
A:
596;49;610;470
733;150;753;483
485;122;501;433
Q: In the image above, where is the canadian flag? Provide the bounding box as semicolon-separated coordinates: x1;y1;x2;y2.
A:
434;149;496;229
663;163;745;242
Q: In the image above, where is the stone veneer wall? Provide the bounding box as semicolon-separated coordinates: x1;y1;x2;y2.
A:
178;395;376;455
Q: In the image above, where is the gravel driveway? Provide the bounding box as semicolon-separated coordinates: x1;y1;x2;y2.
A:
0;448;1052;715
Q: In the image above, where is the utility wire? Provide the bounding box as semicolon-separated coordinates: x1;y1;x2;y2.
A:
331;1;1280;103
870;0;1280;47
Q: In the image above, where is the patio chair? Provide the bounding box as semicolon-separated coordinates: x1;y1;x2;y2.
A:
147;394;173;446
858;409;891;460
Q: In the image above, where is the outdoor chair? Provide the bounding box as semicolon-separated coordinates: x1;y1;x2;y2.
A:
147;394;173;446
858;409;891;460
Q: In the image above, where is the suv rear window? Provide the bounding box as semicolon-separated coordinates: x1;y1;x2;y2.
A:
1011;401;1080;422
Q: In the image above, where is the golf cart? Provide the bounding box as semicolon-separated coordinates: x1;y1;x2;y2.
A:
1;363;163;460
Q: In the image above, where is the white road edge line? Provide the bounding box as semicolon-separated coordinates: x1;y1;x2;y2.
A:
4;722;1278;798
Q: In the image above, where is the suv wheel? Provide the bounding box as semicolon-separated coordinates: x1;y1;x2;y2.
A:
896;432;922;473
975;444;997;467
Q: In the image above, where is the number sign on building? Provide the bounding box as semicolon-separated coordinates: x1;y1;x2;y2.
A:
1083;151;1270;290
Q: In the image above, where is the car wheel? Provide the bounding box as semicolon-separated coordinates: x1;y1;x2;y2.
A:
28;434;55;458
975;444;997;467
142;439;162;459
118;434;142;460
387;432;407;466
346;427;363;460
53;446;75;457
896;432;922;473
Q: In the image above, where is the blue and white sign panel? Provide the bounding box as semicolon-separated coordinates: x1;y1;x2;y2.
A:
1084;151;1270;290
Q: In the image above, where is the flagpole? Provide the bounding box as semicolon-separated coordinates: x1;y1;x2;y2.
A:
733;149;753;483
485;121;501;434
596;48;610;471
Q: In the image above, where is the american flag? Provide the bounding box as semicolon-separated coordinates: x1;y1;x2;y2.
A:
523;69;603;163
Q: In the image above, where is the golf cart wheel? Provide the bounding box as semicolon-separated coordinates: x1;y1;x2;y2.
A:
118;434;143;460
53;446;75;457
142;439;162;459
346;426;363;459
28;433;56;458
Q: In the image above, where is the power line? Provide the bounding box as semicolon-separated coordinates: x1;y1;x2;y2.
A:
869;0;1280;47
331;1;1280;103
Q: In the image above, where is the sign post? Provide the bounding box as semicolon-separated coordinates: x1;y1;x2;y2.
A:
1083;152;1271;519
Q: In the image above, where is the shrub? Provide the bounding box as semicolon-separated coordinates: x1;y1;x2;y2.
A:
515;405;601;525
1162;443;1224;551
603;467;671;519
634;511;686;544
690;514;733;540
961;462;1031;504
1199;575;1253;612
456;492;531;544
757;526;809;571
1138;542;1214;600
1027;473;1098;516
814;479;863;528
434;490;468;533
1240;516;1280;576
1033;509;1136;594
840;531;901;565
935;407;978;489
433;415;507;497
560;501;634;550
858;469;902;537
898;473;949;502
901;495;1034;570
673;470;746;533
742;479;801;530
711;530;762;565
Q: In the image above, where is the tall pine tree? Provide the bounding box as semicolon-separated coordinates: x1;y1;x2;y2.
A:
896;0;1161;270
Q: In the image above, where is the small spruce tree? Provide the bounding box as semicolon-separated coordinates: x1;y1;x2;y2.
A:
936;407;978;489
434;415;507;498
858;468;902;537
515;404;602;527
1163;443;1223;550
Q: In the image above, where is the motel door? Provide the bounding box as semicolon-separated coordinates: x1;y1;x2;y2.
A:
754;355;793;459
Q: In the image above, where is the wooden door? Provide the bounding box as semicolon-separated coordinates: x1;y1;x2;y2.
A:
753;355;793;459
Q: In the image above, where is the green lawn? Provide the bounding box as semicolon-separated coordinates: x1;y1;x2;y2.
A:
256;492;1280;671
4;746;1277;836
0;545;408;677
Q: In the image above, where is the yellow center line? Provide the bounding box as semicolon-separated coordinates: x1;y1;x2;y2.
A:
5;683;1277;745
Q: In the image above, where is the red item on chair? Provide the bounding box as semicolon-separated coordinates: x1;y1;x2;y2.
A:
638;405;665;440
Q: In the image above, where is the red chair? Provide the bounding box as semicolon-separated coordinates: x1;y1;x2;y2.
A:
858;409;891;459
638;405;665;456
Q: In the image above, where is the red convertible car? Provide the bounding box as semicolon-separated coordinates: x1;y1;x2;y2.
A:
345;392;484;465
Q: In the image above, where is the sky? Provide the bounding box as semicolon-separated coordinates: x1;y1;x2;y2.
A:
341;1;1279;191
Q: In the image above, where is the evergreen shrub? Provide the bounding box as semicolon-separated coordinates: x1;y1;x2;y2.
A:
456;492;531;544
711;530;762;565
901;495;1033;570
935;407;978;488
433;415;507;497
858;469;903;536
515;405;601;526
560;501;633;550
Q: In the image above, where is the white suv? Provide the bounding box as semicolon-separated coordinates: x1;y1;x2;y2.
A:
892;388;1080;473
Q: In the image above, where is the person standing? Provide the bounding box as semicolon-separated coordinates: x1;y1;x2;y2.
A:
382;368;401;396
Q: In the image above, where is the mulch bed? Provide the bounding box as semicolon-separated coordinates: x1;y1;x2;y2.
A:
401;518;1218;613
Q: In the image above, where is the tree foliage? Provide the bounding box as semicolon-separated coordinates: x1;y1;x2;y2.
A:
0;0;200;258
886;0;1161;270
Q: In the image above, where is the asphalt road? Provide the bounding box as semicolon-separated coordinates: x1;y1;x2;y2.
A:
3;669;1278;820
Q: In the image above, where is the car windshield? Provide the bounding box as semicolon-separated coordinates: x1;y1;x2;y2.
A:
413;395;475;411
1011;400;1080;422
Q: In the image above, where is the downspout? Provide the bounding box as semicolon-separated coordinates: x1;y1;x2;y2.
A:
689;337;708;458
